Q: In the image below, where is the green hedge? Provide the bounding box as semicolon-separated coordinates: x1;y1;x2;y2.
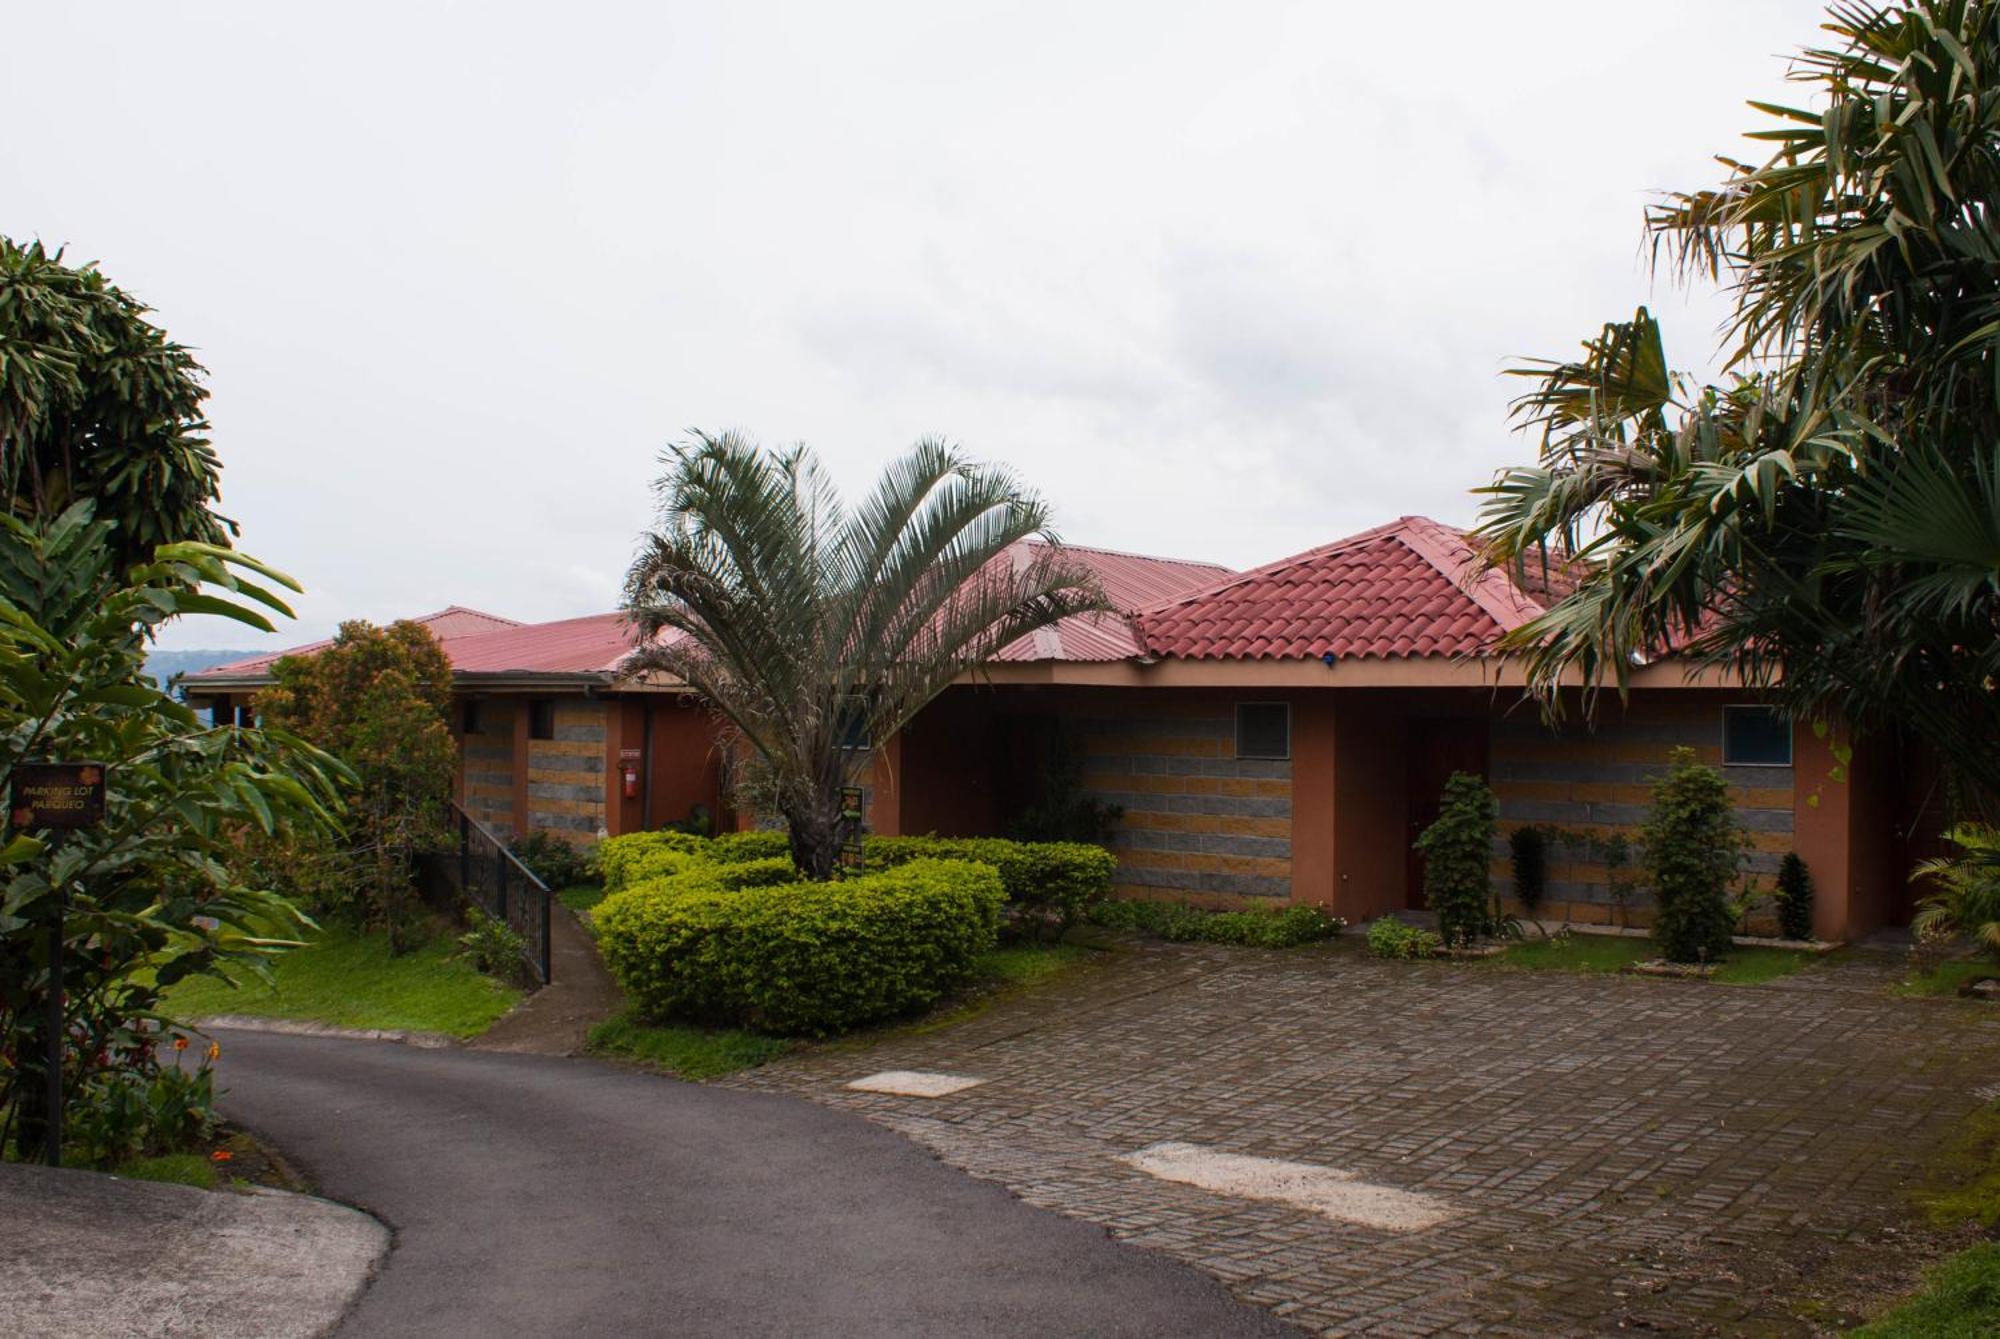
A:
595;858;1004;1036
598;831;712;893
1088;898;1345;948
863;835;1115;939
708;830;794;865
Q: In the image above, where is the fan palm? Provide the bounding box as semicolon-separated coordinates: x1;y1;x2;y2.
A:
623;432;1108;878
1477;0;2000;805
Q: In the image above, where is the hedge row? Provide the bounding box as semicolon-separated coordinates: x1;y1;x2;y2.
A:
595;857;1004;1035
1087;898;1345;948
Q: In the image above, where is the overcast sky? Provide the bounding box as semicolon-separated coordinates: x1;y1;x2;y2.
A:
6;1;1831;651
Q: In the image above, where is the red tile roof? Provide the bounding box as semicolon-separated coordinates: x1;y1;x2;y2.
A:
994;540;1232;663
184;606;523;682
1137;516;1549;661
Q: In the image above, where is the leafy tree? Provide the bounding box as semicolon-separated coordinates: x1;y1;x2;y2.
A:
623;433;1107;879
1642;748;1747;963
0;504;344;1159
0;239;229;570
256;621;455;950
1415;771;1498;945
1476;1;2000;805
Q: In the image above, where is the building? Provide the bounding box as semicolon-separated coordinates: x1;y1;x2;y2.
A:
183;518;1929;941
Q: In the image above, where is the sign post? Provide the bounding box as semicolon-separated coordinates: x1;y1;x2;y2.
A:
11;762;107;1168
837;785;865;874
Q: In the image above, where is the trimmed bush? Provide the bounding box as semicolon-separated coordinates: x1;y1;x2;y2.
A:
1643;746;1747;963
863;835;1115;940
598;831;710;893
1775;851;1814;941
708;830;794;865
1087;898;1345;948
1367;917;1442;960
1415;772;1498;945
1508;825;1548;919
595;858;1004;1036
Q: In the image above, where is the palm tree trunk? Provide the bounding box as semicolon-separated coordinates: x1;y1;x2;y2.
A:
786;797;845;881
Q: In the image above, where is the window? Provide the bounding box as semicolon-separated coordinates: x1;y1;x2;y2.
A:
1235;702;1291;760
836;696;870;751
234;704;257;729
1722;706;1791;766
460;699;482;736
529;699;557;741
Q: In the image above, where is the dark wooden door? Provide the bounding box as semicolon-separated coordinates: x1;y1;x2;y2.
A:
1405;718;1491;908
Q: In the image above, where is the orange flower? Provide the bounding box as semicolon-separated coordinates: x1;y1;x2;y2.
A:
173;1037;189;1052
210;1149;233;1162
206;1041;220;1062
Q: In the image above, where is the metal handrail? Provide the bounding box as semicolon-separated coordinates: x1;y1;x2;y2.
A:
449;799;553;986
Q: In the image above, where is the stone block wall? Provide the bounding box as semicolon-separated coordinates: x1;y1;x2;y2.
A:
1075;704;1293;899
527;699;607;840
1489;701;1796;926
461;698;519;835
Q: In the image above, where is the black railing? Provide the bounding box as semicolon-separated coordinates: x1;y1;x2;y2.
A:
450;800;552;986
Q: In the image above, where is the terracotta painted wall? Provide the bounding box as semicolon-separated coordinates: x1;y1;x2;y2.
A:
1489;693;1796;927
643;697;727;833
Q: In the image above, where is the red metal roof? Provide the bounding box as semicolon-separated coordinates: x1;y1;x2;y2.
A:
1137;516;1549;661
994;540;1233;663
443;612;650;675
184;606;523;682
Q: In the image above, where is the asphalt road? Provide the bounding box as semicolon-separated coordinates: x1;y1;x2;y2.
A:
214;1029;1293;1338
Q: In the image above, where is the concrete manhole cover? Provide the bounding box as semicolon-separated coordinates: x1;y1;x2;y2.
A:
845;1070;987;1097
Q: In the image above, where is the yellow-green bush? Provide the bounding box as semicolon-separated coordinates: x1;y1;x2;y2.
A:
708;830;793;865
862;835;1115;939
598;830;710;893
595;858;1004;1035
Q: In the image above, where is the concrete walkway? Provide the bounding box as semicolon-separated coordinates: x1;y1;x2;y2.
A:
471;903;621;1056
0;1162;386;1338
211;1027;1290;1338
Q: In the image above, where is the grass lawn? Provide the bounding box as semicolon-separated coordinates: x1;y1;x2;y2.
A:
1852;1243;2000;1337
1894;958;2000;998
589;941;1098;1080
586;1012;793;1079
109;1152;218;1190
557;883;607;916
159;923;522;1038
1492;932;1828;985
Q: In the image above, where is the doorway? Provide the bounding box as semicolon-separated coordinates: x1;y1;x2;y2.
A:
1404;717;1491;907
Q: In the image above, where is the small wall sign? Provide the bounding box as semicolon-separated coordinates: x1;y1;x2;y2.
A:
11;762;107;830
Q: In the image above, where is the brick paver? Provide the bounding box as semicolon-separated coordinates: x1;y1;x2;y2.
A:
725;942;2000;1335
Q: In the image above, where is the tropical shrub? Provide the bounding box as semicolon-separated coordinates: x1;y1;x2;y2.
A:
0;505;345;1161
65;1039;220;1170
1643;747;1747;963
621;434;1106;878
594;858;1004;1035
511;831;594;890
1509;826;1548;919
1367;918;1443;960
1775;852;1815;942
863;835;1115;940
597;830;711;893
1913;826;2000;958
456;908;527;982
255;620;457;950
1415;772;1499;945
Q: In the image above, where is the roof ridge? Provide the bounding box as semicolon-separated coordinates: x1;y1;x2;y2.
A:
1393;517;1547;633
1022;537;1231;571
420;605;523;627
1134;516;1416;619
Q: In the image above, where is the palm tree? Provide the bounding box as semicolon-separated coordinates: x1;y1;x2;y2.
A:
623;432;1108;878
1476;0;2000;806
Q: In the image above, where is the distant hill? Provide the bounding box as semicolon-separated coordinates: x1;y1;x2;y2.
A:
144;649;258;695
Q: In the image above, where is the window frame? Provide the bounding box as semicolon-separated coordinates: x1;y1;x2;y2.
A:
460;699;482;736
1721;705;1792;767
1234;701;1292;762
528;698;557;742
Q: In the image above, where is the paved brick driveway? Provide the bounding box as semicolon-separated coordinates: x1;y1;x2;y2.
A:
726;942;2000;1336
